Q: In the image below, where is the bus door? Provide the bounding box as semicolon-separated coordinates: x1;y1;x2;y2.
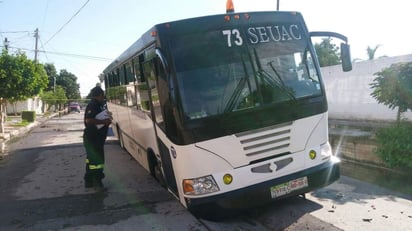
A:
142;57;179;196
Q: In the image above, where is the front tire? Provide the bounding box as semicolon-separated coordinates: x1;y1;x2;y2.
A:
116;125;125;149
154;162;166;188
148;151;166;188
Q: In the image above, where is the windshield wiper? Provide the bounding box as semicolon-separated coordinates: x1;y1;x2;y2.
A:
267;61;286;86
253;49;296;101
302;45;319;83
223;77;248;113
223;56;251;113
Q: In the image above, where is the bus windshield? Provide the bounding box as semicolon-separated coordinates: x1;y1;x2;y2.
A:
171;23;321;120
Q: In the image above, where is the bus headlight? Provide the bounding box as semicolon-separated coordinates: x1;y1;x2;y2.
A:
320;142;332;160
183;175;219;195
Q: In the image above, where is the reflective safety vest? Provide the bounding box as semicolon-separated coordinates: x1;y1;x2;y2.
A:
86;159;104;170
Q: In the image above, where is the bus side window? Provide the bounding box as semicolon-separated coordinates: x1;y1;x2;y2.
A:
134;55;145;83
119;66;128;106
105;73;112;103
142;60;157;112
135;55;150;111
146;59;165;128
153;57;178;140
125;61;137;107
113;70;121;105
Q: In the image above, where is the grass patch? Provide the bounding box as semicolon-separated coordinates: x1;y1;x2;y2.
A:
11;120;30;127
43;112;52;117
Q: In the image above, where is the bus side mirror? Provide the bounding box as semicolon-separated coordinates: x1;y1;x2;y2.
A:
341;43;352;72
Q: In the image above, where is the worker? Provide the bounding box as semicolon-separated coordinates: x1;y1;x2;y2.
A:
83;86;112;191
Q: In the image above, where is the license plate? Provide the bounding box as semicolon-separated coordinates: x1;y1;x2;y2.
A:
270;176;308;198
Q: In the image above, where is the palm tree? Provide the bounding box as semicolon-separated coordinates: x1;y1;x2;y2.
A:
367;44;381;60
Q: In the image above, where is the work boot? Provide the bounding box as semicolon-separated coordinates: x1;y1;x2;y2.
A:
94;179;107;192
84;180;93;188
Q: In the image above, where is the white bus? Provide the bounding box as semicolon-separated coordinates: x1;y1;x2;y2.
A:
102;2;352;218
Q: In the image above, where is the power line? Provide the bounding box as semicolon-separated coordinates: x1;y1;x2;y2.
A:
39;36;50;61
44;0;91;45
0;30;32;34
42;0;51;30
0;45;111;61
41;49;111;61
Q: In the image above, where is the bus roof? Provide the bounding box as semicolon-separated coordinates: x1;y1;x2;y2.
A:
103;11;305;74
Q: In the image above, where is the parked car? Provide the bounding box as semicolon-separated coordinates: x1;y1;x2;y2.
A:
69;102;81;113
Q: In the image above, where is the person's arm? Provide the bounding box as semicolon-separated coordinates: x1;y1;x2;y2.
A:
85;118;112;127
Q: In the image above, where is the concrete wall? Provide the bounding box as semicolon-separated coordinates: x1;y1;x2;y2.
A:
322;54;412;121
6;97;43;115
329;133;382;166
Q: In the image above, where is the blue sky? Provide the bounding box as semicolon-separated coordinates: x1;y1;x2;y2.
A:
1;0;411;96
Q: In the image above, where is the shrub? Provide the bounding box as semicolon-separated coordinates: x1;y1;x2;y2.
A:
21;111;36;122
375;122;412;170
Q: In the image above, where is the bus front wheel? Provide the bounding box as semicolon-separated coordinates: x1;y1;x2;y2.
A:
116;125;125;149
149;151;166;188
154;163;166;188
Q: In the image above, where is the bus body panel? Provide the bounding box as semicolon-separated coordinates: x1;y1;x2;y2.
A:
102;10;350;215
108;102;159;172
194;113;328;168
162;113;332;208
186;156;339;215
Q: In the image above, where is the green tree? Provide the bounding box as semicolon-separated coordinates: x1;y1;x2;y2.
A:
0;50;48;131
44;63;58;92
54;85;68;111
14;53;48;101
367;44;381;60
0;50;21;102
372;62;412;170
0;50;48;101
39;86;67;112
57;69;81;101
40;90;55;111
370;62;412;122
314;38;340;67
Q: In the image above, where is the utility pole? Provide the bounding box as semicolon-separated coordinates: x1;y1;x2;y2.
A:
277;0;280;11
3;37;9;52
34;28;39;62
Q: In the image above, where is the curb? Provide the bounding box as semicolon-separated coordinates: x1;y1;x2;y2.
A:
0;113;59;154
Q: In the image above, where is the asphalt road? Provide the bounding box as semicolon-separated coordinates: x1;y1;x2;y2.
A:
0;112;411;230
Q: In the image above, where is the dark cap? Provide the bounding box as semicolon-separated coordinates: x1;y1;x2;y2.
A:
90;86;104;97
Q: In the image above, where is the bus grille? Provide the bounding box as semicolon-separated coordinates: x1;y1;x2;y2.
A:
235;122;292;157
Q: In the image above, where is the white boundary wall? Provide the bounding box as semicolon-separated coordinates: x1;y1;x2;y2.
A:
6;97;43;115
322;54;412;121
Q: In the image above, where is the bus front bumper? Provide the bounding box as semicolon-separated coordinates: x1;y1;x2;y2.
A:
185;157;340;218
